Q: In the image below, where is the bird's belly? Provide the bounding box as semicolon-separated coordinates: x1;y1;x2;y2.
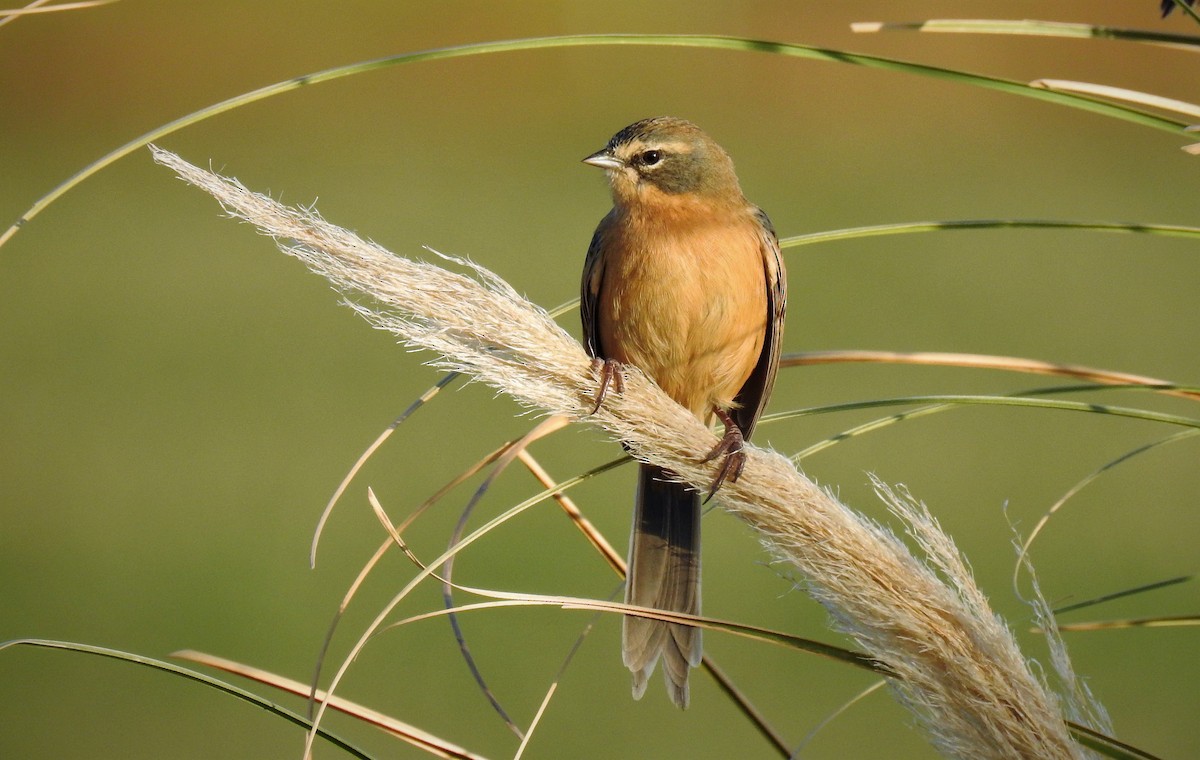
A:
598;227;766;419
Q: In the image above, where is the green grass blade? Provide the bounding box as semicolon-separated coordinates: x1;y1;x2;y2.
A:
792;680;888;756
1014;429;1200;584
0;638;374;759
780;219;1200;249
766;389;1200;442
1;34;1187;250
1068;719;1166;760
786;384;1199;462
304;456;629;757
1054;575;1192;616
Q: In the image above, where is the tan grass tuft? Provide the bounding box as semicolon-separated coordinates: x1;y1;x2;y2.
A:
152;145;1097;759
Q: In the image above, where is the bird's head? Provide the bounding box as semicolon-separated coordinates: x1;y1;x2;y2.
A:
583;117;742;207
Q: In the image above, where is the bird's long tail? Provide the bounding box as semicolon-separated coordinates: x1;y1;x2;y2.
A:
623;463;702;708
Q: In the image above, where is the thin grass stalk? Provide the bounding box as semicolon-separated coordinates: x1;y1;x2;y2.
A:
3;34;1189;250
152;146;1097;759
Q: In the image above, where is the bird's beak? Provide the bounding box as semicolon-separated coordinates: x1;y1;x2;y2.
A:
582;150;623;171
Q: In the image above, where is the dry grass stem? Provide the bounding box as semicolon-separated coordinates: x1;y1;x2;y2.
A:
152;146;1098;759
785;348;1200;401
172;649;489;760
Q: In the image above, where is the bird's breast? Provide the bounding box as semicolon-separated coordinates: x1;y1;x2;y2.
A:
596;206;767;418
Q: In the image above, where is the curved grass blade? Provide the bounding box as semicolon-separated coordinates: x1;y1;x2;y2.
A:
781;349;1200;402
509;448;791;756
366;594;1155;759
172;649;487;760
512;587;615;760
1052;615;1200;632
1053;575;1192;616
303;458;627;758
1032;80;1200;120
1068;720;1165;760
309;435;533;720
555;599;890;675
366;548;792;757
775;384;1199;462
775;357;1200;468
313;302;575;568
789;680;887;758
312;371;461;567
439;417;569;740
372;591;889;677
313;294;580;567
3;34;1188;250
310;310;612;743
767;389;1200;432
1014;429;1200;587
388;448;790;756
319;424;656;748
0;0;52;28
363;487;562;752
852;18;1200;49
0;639;373;759
0;0;114;23
779;219;1200;250
787;396;952;462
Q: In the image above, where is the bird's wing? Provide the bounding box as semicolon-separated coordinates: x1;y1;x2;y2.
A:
580;210;615;359
732;206;787;441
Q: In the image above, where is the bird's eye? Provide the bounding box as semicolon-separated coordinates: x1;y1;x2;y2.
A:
637;150;663;167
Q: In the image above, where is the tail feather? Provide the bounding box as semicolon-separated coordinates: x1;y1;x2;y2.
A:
623;463;702;708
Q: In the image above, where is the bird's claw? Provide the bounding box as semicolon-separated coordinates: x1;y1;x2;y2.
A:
701;412;746;502
590;358;625;413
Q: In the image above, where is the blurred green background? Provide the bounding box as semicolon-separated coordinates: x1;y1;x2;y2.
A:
1;2;1197;758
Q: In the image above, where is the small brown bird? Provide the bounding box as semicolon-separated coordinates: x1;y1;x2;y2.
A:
580;117;786;707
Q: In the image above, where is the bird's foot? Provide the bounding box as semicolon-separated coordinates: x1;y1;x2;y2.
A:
589;358;626;414
700;408;746;502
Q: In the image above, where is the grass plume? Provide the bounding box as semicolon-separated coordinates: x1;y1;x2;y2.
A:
151;145;1097;759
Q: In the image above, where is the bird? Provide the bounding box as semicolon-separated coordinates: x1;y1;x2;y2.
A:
580;116;786;707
